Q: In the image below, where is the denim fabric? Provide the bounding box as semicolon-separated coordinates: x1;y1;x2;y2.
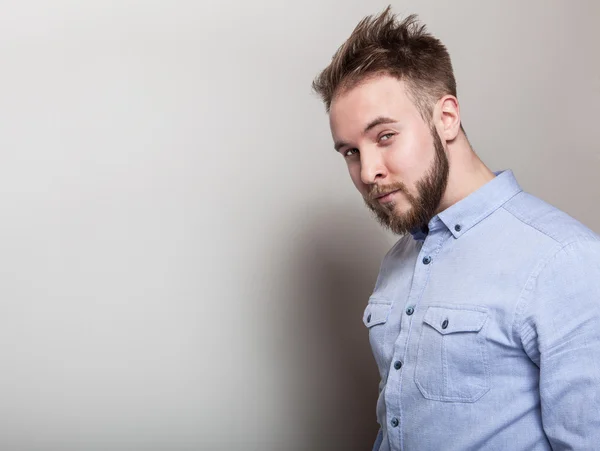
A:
365;170;600;450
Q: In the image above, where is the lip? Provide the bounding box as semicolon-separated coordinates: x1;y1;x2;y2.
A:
376;189;401;203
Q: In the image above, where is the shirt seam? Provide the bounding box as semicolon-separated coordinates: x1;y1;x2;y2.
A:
500;203;563;244
512;239;600;349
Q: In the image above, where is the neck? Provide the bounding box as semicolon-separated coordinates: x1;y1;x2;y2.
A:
436;131;496;214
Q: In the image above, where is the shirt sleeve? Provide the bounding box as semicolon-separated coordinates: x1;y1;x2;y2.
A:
517;239;600;449
372;427;383;451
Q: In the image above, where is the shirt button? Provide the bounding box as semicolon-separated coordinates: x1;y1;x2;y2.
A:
406;306;414;316
391;418;399;428
394;360;403;370
367;314;371;323
455;224;462;232
442;319;449;329
423;256;432;265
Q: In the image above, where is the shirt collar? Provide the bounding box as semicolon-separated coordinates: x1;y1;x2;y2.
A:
410;170;523;241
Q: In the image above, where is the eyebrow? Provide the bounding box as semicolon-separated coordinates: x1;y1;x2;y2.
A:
333;116;398;152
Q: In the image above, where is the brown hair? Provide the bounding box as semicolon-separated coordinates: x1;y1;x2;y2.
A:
312;6;457;123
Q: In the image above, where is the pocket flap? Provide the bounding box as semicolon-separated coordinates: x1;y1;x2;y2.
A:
423;306;487;335
362;301;392;328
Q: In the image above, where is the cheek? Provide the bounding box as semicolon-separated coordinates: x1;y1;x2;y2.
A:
387;136;433;182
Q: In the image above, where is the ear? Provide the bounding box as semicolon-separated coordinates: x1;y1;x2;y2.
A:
436;95;461;141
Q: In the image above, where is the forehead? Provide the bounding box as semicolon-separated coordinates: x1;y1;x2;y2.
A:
329;75;417;133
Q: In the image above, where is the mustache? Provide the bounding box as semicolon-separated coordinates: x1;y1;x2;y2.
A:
366;183;408;202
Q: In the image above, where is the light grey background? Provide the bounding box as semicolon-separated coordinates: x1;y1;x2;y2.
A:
0;0;598;450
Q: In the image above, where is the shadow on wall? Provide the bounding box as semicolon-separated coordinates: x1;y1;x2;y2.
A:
283;202;393;451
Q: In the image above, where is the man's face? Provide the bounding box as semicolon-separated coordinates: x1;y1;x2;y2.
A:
329;75;449;235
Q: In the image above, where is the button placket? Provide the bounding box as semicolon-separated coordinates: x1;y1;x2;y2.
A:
385;229;447;450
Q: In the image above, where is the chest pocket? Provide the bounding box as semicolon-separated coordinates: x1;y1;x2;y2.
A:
362;300;392;328
415;305;490;403
363;299;393;373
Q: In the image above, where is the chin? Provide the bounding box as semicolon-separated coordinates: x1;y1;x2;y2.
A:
391;202;412;217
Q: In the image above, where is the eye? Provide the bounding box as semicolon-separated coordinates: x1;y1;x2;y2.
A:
379;132;395;143
344;148;359;157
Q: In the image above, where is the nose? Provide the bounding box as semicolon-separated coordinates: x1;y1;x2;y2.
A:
360;148;387;185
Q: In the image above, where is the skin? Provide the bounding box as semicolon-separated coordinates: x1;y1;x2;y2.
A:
329;74;496;234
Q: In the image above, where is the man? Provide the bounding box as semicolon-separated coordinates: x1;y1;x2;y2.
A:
312;6;600;451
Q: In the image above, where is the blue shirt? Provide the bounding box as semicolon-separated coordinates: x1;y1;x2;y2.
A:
365;170;600;451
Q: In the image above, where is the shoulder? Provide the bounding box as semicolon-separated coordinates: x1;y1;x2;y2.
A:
502;191;599;246
380;233;421;266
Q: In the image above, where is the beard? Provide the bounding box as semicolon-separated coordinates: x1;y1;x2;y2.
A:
364;126;450;235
